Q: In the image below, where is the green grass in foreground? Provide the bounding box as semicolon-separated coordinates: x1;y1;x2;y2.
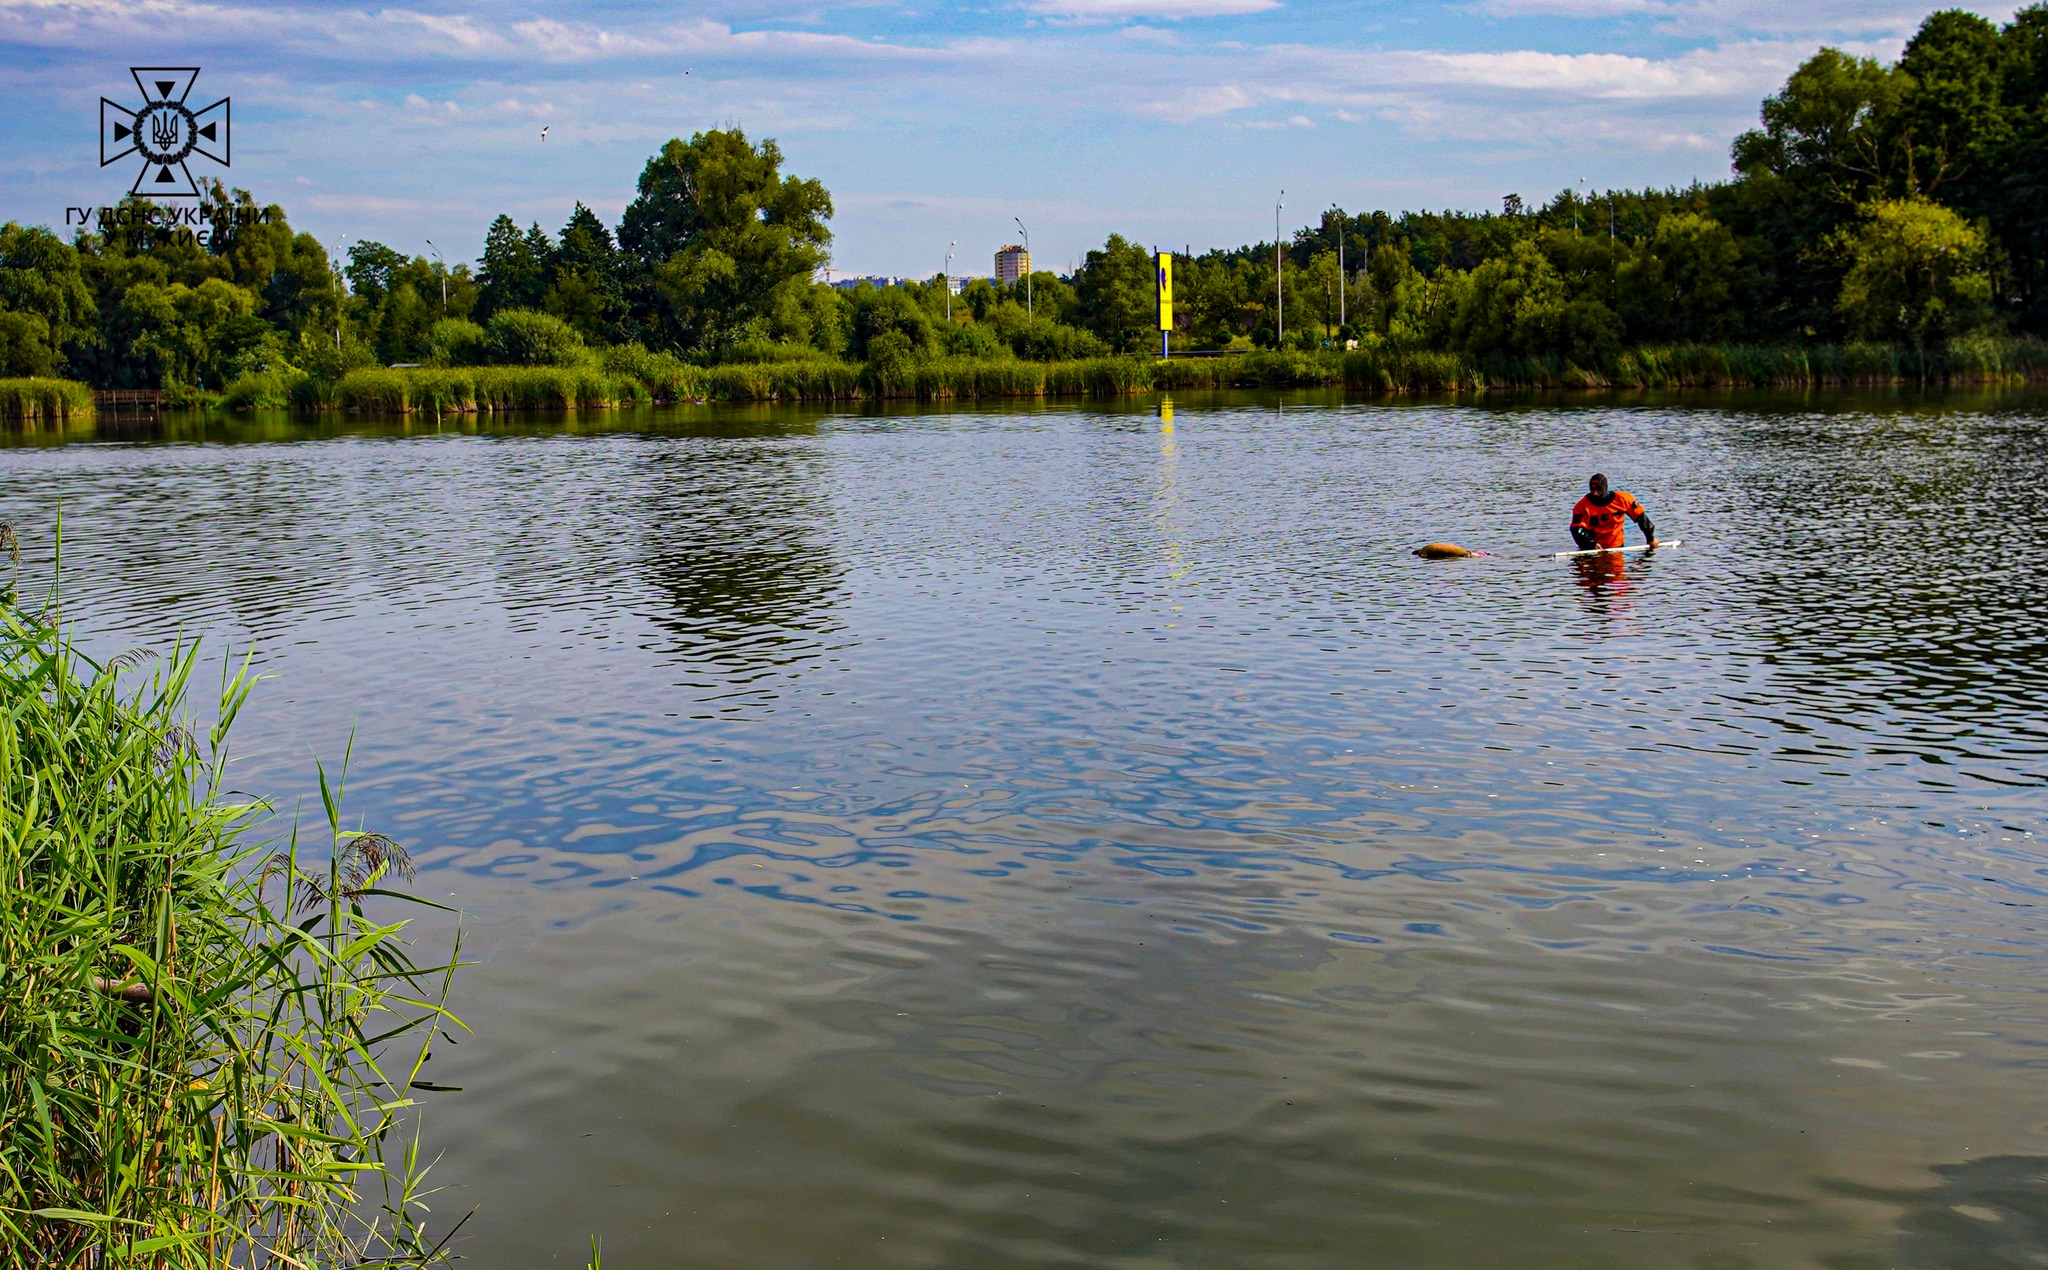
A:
0;378;94;421
0;539;468;1268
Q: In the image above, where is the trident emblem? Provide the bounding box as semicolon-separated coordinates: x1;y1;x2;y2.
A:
101;67;230;198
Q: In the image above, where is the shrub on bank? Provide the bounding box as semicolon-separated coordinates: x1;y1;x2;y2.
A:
486;308;587;367
218;368;310;411
426;318;489;368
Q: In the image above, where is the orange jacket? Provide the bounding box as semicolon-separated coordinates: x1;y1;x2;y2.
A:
1571;490;1648;550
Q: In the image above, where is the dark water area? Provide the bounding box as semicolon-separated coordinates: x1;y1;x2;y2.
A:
4;390;2046;1268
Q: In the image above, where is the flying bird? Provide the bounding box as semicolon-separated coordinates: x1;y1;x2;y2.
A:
540;125;550;142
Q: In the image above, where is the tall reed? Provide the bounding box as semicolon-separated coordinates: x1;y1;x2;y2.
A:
707;359;861;402
0;542;468;1268
0;378;95;423
207;332;2048;418
324;365;637;413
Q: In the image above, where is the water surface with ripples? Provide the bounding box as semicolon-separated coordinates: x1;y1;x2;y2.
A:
6;392;2046;1268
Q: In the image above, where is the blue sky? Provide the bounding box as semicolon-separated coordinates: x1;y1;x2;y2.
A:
0;0;2010;276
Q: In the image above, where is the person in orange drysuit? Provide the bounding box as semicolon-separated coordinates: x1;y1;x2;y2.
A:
1569;473;1657;552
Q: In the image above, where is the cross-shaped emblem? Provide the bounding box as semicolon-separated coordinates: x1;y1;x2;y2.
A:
101;67;230;197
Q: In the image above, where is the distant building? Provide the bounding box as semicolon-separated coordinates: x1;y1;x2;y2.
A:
829;275;904;291
995;245;1030;285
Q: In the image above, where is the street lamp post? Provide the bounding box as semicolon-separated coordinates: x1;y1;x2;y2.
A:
1330;204;1345;331
425;238;447;307
1014;217;1032;317
1275;190;1285;346
945;241;956;320
333;234;350;350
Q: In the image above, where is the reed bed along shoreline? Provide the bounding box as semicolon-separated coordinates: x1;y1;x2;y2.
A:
0;378;94;422
13;336;2048;421
301;338;2048;410
0;547;468;1268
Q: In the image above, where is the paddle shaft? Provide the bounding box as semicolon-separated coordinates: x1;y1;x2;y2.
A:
1552;539;1682;559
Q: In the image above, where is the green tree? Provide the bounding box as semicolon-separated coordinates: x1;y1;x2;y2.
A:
1075;234;1156;353
1890;10;2009;202
1834;197;1995;346
544;202;624;342
344;241;409;304
1617;213;1743;341
0;311;57;376
0;224;96;374
477;216;551;320
1453;239;1619;365
1364;244;1424;337
374;285;433;365
850;286;936;360
1726;47;1909;332
1990;4;2048;324
1302;250;1344;342
617;129;833;354
1733;48;1906;202
105;278;262;389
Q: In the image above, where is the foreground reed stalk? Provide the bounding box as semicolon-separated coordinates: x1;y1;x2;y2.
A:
0;546;468;1267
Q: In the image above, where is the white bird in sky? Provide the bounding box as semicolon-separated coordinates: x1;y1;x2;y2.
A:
540;125;550;142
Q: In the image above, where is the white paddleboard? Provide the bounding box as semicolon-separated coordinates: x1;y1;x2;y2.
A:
1553;539;1681;559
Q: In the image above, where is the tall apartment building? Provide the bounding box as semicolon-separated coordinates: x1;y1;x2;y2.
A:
995;244;1031;285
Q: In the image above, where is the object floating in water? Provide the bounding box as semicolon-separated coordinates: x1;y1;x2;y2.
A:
1415;542;1482;559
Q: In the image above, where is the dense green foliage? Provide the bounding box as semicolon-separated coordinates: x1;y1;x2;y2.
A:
0;554;466;1266
4;11;2047;408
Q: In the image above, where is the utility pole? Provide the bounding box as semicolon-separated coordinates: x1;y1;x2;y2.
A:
1014;217;1032;317
1275;189;1285;346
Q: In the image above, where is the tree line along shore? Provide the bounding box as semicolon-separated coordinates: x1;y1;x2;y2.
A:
5;5;2048;421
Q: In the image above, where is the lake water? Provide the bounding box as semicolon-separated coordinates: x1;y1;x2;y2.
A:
5;392;2047;1268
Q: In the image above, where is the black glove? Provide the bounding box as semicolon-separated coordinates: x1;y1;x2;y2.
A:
1571;526;1597;551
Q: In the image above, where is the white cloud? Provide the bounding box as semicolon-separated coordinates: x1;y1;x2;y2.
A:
1396;46;1763;97
1025;0;1280;18
0;0;990;64
1473;0;1963;39
1136;83;1254;118
1477;0;1655;15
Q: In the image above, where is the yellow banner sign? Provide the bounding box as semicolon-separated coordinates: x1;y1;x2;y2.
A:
1156;253;1173;331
